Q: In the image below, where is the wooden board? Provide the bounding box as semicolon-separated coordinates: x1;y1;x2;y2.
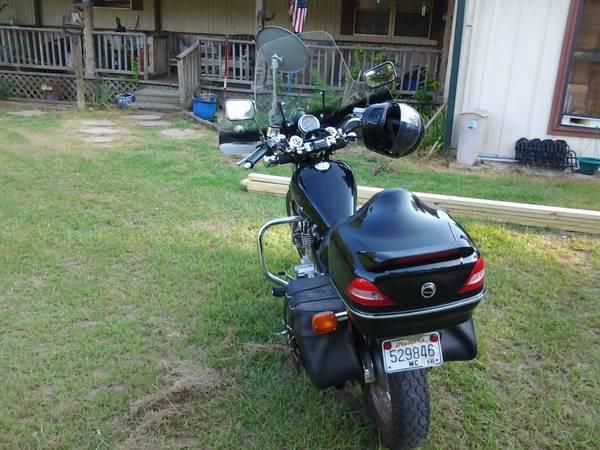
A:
241;174;600;235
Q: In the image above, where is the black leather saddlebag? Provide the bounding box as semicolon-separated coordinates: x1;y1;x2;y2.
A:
286;275;361;389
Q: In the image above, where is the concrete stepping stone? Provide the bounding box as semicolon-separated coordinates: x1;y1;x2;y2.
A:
7;110;47;117
128;114;163;121
85;136;114;144
81;120;115;127
160;128;196;139
78;127;120;135
138;121;171;127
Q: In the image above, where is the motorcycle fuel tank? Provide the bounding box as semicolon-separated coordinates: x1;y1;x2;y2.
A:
290;161;357;231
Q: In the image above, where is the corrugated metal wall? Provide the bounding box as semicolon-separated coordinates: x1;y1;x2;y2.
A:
41;0;156;31
0;0;35;26
454;0;591;158
162;0;256;35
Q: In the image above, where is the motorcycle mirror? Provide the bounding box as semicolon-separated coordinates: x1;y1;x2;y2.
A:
364;61;397;89
225;99;257;121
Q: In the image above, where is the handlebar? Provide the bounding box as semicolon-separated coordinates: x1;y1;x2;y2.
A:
238;127;357;169
239;144;269;169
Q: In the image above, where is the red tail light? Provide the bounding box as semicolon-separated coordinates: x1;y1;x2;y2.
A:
459;257;485;294
346;278;395;307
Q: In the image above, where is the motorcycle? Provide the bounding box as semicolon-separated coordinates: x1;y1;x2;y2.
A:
220;29;485;450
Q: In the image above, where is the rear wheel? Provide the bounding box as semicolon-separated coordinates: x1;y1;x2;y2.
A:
363;365;430;450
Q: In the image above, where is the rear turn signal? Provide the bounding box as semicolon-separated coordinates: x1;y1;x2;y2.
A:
346;278;395;307
312;311;338;335
459;257;485;294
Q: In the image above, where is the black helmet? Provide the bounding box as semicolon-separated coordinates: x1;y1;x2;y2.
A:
361;102;424;158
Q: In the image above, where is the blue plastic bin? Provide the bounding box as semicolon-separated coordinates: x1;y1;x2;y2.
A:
116;93;135;109
193;94;217;120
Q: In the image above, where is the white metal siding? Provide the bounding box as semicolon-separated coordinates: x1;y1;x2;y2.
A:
162;0;256;35
0;0;35;25
453;0;594;158
42;0;156;31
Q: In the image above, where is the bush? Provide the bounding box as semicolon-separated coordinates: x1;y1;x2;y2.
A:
0;79;13;99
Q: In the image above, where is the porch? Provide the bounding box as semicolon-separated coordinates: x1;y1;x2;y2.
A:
0;25;443;109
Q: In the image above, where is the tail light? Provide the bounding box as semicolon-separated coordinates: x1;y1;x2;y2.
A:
459;257;485;294
346;278;395;307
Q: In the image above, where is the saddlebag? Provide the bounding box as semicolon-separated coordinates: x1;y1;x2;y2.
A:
286;275;361;389
328;188;485;338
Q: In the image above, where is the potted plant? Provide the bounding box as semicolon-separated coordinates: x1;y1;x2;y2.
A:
40;82;63;101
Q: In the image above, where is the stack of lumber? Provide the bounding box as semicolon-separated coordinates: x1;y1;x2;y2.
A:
241;173;600;235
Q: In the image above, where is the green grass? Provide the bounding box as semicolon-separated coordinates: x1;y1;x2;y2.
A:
0;106;598;449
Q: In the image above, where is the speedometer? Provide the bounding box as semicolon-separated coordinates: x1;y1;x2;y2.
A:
297;114;321;134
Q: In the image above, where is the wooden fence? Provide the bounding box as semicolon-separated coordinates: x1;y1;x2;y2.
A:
0;26;72;70
93;31;148;79
177;39;201;108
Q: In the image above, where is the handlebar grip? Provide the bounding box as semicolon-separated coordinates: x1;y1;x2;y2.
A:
242;145;269;169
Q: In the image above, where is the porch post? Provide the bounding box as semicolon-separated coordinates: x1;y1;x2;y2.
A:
73;35;86;110
82;0;96;78
33;0;42;27
438;0;455;98
256;0;264;31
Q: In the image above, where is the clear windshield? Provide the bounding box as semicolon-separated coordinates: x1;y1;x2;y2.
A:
254;31;389;128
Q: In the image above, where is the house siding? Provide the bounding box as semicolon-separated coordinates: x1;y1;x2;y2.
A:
0;0;36;26
453;0;592;158
41;0;156;31
161;0;256;35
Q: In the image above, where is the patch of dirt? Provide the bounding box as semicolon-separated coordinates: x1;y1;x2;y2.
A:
160;129;196;139
243;343;288;355
129;362;226;432
77;319;99;328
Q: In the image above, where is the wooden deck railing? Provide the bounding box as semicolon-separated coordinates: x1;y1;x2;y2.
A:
0;26;72;70
93;31;148;79
177;39;201;108
194;37;441;96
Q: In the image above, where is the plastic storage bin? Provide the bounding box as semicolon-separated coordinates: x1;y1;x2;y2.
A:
193;94;217;120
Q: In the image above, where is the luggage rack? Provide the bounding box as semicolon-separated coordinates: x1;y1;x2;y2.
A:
515;138;578;171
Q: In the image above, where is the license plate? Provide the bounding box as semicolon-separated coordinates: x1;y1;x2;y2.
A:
382;333;443;373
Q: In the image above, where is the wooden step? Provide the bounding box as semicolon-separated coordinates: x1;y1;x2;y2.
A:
133;101;181;112
135;87;180;98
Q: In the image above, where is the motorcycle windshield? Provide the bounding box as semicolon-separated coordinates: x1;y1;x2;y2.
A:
254;31;391;128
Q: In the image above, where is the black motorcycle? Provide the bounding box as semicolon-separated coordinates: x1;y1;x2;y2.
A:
220;30;485;450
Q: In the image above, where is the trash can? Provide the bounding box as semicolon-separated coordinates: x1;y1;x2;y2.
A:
457;109;489;166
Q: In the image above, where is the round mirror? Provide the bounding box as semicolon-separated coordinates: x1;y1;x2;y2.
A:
255;26;309;73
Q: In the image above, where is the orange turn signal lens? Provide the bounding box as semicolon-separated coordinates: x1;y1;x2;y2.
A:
311;311;338;335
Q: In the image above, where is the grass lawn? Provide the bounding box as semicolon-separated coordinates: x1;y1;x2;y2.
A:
0;105;598;449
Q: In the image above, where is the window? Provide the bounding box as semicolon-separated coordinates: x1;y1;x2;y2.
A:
354;0;391;36
550;0;600;135
352;0;434;39
394;0;433;38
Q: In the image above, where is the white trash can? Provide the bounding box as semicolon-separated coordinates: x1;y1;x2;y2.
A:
457;109;489;166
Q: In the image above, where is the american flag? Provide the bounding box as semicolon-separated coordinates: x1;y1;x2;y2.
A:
289;0;308;34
